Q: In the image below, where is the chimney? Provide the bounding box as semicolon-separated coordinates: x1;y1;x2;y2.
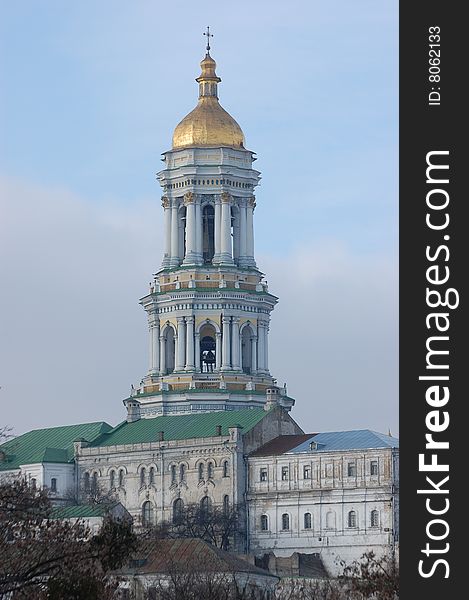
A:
264;386;280;410
125;398;141;423
215;425;222;436
158;431;165;442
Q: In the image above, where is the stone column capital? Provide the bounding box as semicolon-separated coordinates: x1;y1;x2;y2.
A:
221;191;232;204
184;191;195;205
248;195;256;209
176;316;186;324
161;196;170;209
232;316;240;324
185;315;195;324
222;315;231;324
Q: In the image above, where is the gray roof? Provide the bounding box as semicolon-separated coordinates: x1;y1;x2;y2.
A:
288;429;399;454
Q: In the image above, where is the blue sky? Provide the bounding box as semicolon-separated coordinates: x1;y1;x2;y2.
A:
0;1;398;435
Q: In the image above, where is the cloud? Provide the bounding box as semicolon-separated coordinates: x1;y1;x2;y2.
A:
0;176;397;436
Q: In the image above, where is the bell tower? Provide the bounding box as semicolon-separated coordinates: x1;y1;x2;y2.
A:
130;35;294;418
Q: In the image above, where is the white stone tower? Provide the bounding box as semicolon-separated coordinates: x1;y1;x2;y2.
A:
127;37;294;418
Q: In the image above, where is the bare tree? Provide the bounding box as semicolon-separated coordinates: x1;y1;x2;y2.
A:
140;502;246;551
340;551;399;600
0;478;137;599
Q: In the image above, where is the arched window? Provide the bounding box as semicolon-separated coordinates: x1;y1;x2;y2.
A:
118;469;124;487
260;515;269;531
179;464;186;482
281;513;290;531
142;501;154;527
348;510;357;528
149;466;155;485
200;323;216;373
50;478;57;493
30;478;37;490
223;460;229;477
304;512;312;530
91;472;98;494
198;463;204;481
200;496;211;520
173;498;184;524
202;204;215;263
171;465;177;484
84;472;90;491
140;467;146;487
207;462;214;479
326;511;335;529
164;327;175;374
109;470;115;489
223;495;229;515
241;325;253;374
371;510;379;527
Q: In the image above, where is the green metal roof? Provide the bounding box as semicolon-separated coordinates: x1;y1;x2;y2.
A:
50;504;116;519
0;421;112;471
92;409;269;448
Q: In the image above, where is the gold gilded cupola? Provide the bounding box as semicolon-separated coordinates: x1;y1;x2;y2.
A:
172;28;245;150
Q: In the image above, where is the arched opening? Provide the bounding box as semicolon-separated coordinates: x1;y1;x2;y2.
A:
281;513;290;531
91;472;98;494
326;511;335;529
223;495;229;516
241;325;253;374
371;510;379;527
207;462;214;480
304;512;312;530
140;467;146;487
84;473;90;492
202;204;215;263
200;496;212;521
200;323;216;372
179;464;186;482
198;463;204;481
348;510;357;528
142;501;154;527
164;327;175;374
149;467;155;485
118;469;124;487
173;498;184;524
223;460;229;477
260;515;268;531
171;464;177;484
109;470;115;489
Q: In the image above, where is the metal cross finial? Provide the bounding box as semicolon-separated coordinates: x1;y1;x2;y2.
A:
203;26;213;53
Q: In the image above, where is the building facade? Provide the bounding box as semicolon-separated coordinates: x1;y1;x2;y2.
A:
247;431;399;574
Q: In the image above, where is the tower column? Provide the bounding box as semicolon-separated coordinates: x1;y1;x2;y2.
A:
231;317;240;370
233;207;240;263
219;192;234;265
183;193;196;264
148;314;160;375
162;197;171;268
215;332;222;371
159;335;166;375
176;317;186;371
250;335;258;374
264;322;270;373
257;321;266;372
213;198;221;263
246;196;256;267
185;316;195;370
221;316;232;370
238;201;247;266
195;197;203;264
194;332;201;372
170;200;180;267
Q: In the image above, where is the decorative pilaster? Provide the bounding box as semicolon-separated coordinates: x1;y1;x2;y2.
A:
185;316;195;370
221;315;231;370
219;192;234;265
162;197;171;268
231;317;240;370
264;322;270;373
176;317;186;371
233;206;240;262
148;314;160;375
238;200;248;266
170;200;180;267
183;193;197;265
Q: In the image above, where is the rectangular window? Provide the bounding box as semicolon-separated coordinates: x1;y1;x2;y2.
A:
50;478;57;492
370;460;379;476
347;462;356;477
281;466;289;481
303;465;311;479
260;468;268;482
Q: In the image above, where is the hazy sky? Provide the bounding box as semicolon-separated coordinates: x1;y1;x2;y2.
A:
0;1;398;437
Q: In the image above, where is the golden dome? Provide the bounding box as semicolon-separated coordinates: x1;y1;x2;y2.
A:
172;52;245;150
